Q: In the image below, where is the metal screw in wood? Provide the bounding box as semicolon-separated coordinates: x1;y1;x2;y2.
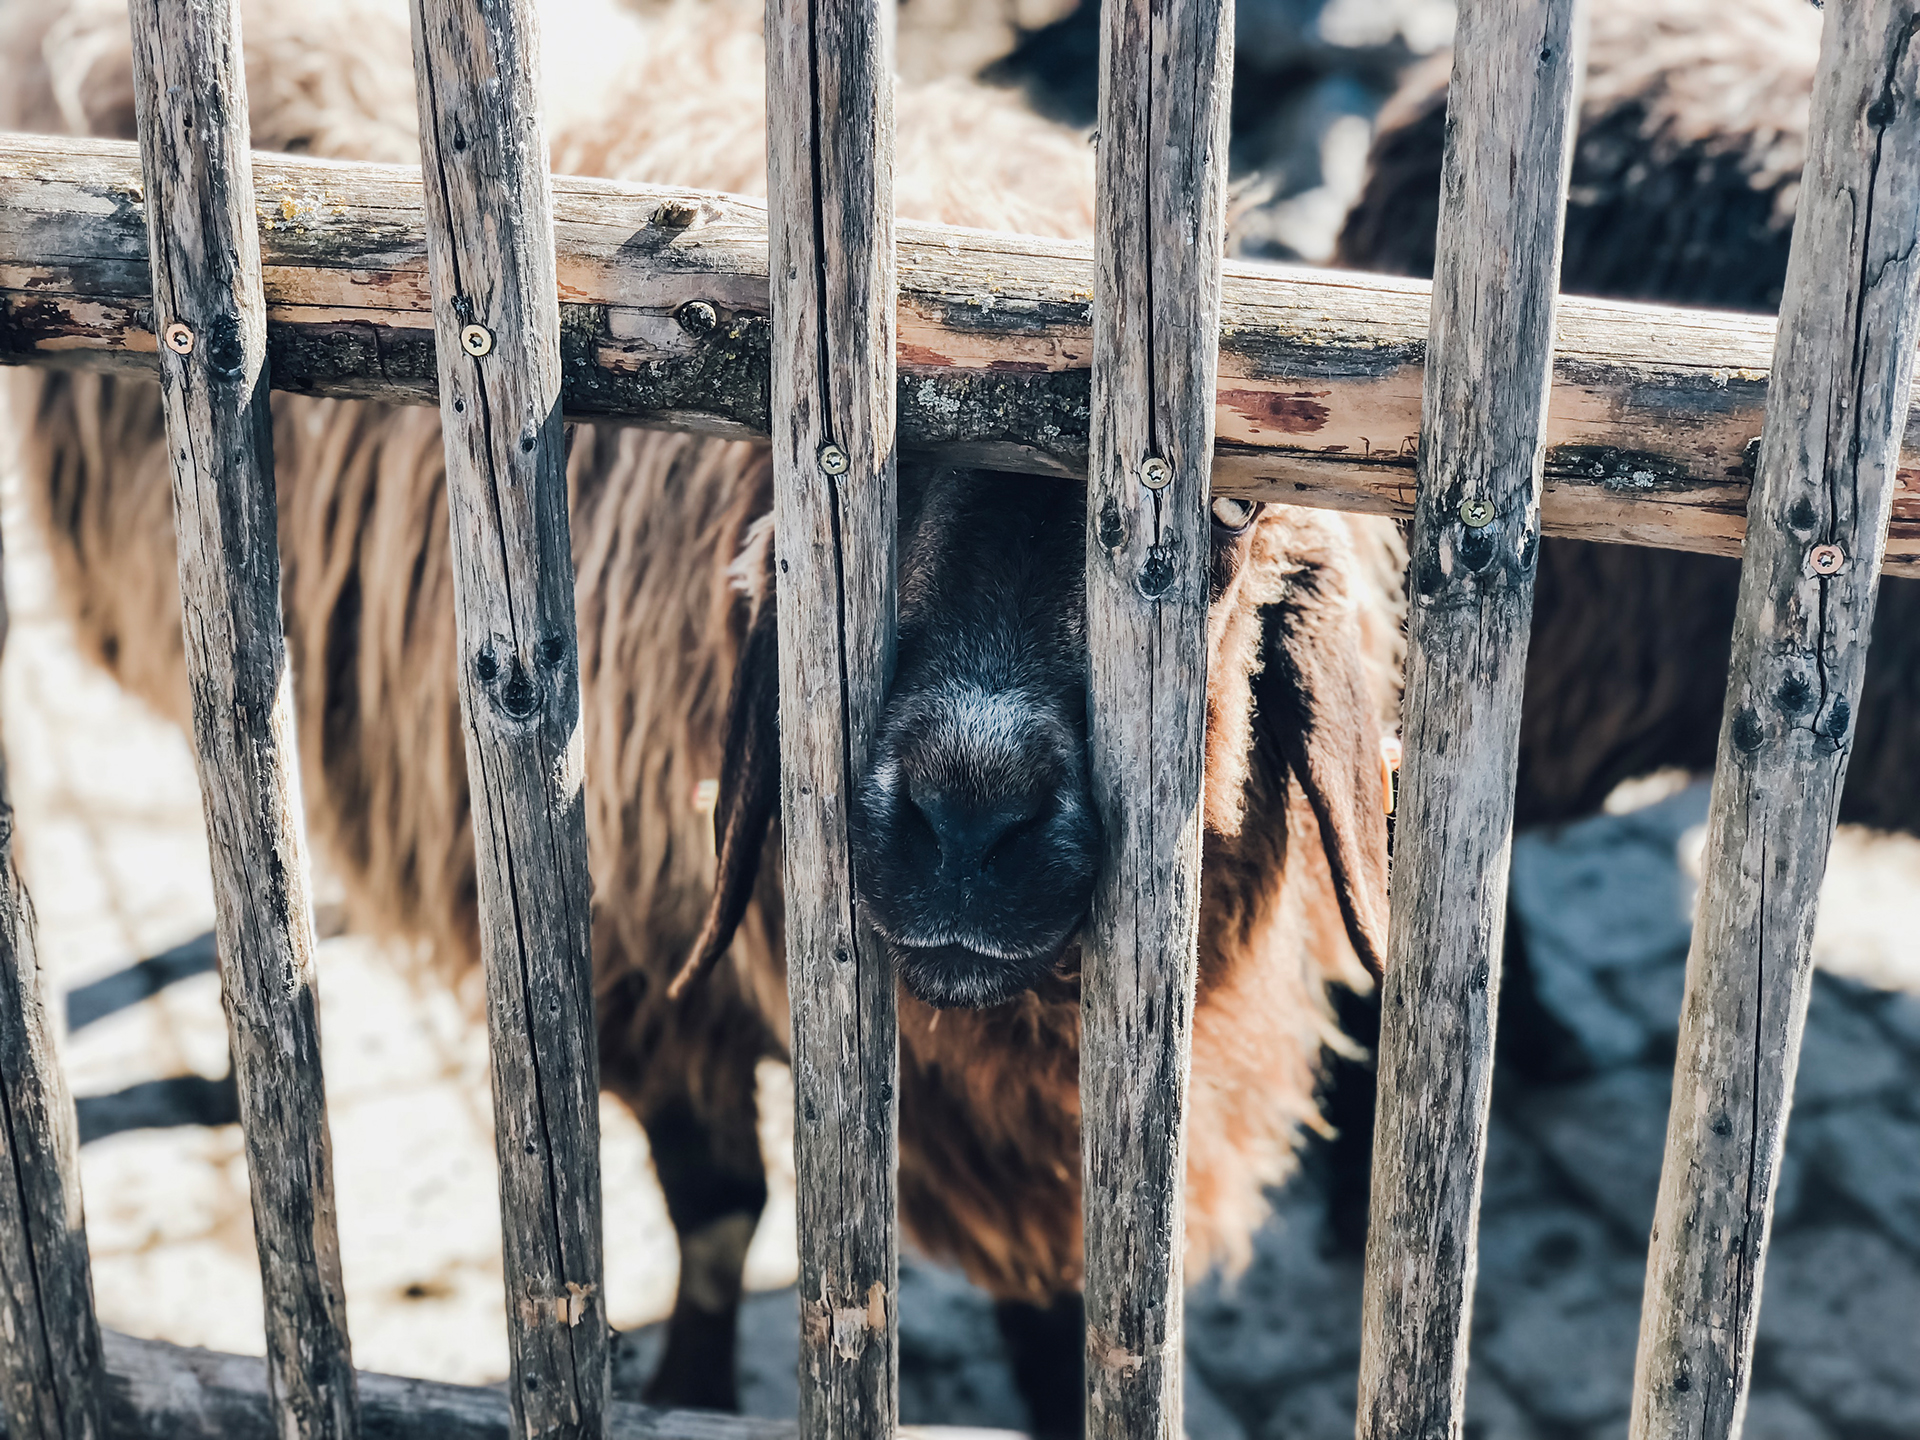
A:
460;323;493;357
164;322;194;354
818;443;849;476
676;300;718;335
1810;544;1846;575
1458;498;1494;528
1140;455;1172;490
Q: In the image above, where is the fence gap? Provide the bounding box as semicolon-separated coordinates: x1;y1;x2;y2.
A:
0;536;104;1440
124;2;359;1435
1629;6;1920;1435
1081;0;1233;1433
406;3;608;1436
764;0;901;1432
1354;0;1584;1434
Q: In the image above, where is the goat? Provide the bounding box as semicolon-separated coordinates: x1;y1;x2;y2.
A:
1;0;1406;1426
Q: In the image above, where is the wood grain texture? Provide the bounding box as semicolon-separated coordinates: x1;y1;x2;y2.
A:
123;3;357;1436
93;1330;791;1440
1354;2;1584;1437
76;1330;1001;1440
13;135;1920;570
406;3;606;1437
1080;0;1232;1435
764;0;900;1434
0;538;104;1440
1629;8;1920;1438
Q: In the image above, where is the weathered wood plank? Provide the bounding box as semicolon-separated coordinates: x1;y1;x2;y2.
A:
1080;0;1233;1434
1353;1;1584;1436
406;3;607;1437
123;3;357;1436
1628;7;1920;1438
92;1330;780;1440
11;137;1920;573
764;0;900;1432
46;1331;1013;1440
0;532;104;1440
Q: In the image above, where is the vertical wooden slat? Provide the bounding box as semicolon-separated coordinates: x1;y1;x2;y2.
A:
765;0;900;1433
1353;2;1584;1436
1630;8;1920;1436
125;4;359;1436
1080;0;1233;1433
406;4;607;1437
0;543;105;1440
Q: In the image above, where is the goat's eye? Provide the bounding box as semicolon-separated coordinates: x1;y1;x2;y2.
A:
1211;497;1257;533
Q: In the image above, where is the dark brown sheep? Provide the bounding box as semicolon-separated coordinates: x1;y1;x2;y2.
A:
1339;0;1920;842
1;0;1406;1428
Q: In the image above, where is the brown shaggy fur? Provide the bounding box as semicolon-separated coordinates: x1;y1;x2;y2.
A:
2;0;1405;1305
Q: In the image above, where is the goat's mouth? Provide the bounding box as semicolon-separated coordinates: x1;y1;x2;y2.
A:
883;936;1072;1010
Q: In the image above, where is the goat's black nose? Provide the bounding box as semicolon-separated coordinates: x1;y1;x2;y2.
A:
852;691;1100;1009
910;790;1044;879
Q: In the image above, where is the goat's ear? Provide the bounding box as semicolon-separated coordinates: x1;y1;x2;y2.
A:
671;537;780;1000
1254;587;1392;982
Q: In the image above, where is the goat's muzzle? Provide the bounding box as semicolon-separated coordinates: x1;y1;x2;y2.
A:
852;686;1100;1009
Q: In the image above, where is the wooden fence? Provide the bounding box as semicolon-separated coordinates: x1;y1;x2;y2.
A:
0;0;1916;1438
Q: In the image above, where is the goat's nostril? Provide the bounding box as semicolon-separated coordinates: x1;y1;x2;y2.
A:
903;793;941;849
983;803;1050;871
911;790;1046;876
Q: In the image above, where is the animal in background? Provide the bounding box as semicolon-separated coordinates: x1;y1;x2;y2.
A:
1318;0;1920;1222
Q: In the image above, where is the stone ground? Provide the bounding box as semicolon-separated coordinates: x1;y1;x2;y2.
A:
5;0;1919;1433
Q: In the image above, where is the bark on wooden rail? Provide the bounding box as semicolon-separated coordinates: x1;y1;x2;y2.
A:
1081;0;1233;1434
57;1330;1005;1440
124;3;357;1436
88;1330;793;1440
764;0;900;1433
1354;1;1584;1437
10;134;1920;574
1629;7;1920;1438
406;3;607;1437
0;531;104;1440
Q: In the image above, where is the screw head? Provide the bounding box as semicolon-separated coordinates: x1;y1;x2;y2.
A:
1810;544;1846;575
460;324;494;358
1140;456;1173;490
676;300;719;336
1458;498;1495;528
818;443;849;476
163;322;194;355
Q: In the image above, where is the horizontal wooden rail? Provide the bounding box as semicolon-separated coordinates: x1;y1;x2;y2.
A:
85;1330;1016;1440
6;132;1920;574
